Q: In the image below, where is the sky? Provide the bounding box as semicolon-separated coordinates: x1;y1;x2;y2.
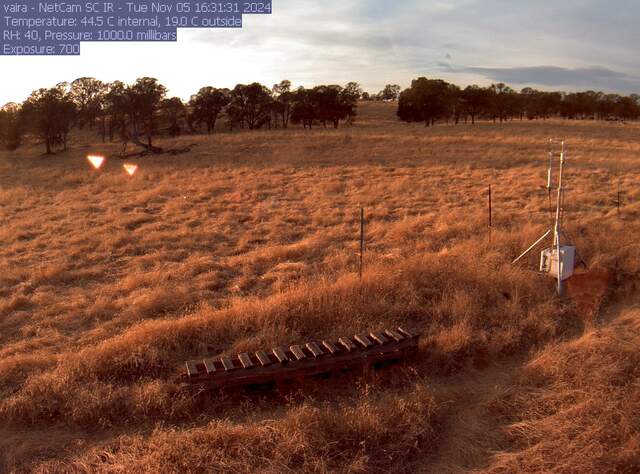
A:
1;0;640;105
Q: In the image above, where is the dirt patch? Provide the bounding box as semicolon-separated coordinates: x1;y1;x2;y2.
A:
566;271;613;318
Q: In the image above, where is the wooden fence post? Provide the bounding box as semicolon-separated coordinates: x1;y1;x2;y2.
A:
488;185;492;228
359;207;365;280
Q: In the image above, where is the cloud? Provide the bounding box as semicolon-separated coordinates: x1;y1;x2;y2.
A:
460;65;640;93
3;0;640;103
435;61;455;72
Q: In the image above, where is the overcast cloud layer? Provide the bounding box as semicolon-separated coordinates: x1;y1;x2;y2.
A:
1;0;639;104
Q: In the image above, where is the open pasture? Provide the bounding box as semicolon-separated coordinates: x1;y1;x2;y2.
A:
1;102;639;473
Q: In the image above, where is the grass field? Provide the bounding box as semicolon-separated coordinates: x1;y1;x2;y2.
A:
1;102;639;473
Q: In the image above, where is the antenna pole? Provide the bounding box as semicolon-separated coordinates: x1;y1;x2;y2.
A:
547;140;553;218
554;141;565;295
554;142;565;244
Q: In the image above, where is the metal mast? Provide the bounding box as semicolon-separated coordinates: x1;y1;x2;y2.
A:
553;141;565;294
512;140;574;296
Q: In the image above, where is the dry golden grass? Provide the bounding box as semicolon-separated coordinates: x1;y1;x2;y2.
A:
0;102;639;472
485;301;640;474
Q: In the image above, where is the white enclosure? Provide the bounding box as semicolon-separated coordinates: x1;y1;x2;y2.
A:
540;246;576;281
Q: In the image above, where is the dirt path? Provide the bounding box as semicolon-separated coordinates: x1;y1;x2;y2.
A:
416;358;523;473
419;277;637;473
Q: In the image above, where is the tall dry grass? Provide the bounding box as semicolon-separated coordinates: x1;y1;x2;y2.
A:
1;102;639;472
485;304;640;473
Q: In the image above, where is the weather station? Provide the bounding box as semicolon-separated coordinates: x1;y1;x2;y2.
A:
512;140;582;295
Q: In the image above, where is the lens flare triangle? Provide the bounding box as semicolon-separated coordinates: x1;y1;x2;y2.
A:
123;164;139;176
87;155;105;169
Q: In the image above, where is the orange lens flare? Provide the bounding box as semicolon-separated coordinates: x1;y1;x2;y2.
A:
87;155;105;170
123;164;138;176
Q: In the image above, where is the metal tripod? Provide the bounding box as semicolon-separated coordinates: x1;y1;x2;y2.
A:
512;140;569;295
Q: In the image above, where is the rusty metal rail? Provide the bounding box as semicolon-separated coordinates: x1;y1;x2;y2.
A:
181;327;419;389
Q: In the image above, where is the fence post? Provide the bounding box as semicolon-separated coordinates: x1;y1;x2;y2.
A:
359;207;365;280
488;185;492;228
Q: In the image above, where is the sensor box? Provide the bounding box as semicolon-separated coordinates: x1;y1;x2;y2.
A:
540;246;575;281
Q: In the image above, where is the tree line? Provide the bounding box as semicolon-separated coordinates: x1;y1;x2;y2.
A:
397;77;640;126
1;76;639;153
0;78;363;154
